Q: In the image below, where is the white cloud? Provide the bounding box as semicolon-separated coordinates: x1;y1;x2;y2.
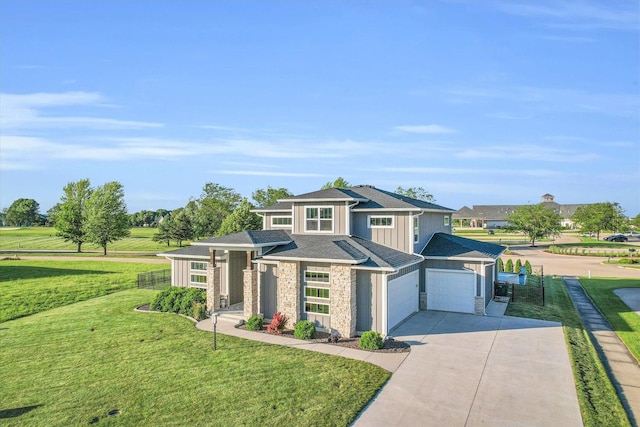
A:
456;144;600;163
395;124;457;134
375;166;563;178
216;170;324;177
0;91;163;130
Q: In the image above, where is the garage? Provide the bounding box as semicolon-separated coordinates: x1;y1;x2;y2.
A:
387;270;419;330
425;268;476;314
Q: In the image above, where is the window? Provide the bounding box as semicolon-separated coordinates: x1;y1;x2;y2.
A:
191;261;207;271
368;215;394;228
305;270;330;283
305;302;330;315
305;207;333;232
413;217;419;243
305;287;330;299
271;216;292;227
444;216;450;226
190;274;207;287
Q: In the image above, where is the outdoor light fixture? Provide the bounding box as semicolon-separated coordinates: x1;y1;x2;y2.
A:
212;314;218;351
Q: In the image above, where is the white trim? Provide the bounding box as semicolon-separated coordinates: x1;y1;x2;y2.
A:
303;206;334;233
160;254;213;260
304;286;330;300
270;215;293;228
444;215;450;227
412;215;420;244
304;270;330;284
423;255;499;262
346;201;360;237
191;240;292;249
262;255;366;264
382;274;388;336
303;301;330;315
277;197;368;203
367;215;395;229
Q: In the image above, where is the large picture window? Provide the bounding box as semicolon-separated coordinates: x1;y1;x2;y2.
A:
368;215;394;228
305;207;333;232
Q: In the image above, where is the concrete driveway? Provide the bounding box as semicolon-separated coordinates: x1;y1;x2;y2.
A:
353;311;583;426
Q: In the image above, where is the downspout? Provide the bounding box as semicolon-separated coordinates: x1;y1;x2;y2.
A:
346;201;360;236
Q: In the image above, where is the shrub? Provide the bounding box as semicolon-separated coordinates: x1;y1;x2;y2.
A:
497;257;504;272
524;260;532;275
515;259;522;274
359;331;384;350
246;315;264;331
150;286;206;318
505;259;514;273
192;302;207;321
294;320;316;340
267;312;288;334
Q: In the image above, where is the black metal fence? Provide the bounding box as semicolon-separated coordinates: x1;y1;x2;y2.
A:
137;269;171;290
495;265;545;306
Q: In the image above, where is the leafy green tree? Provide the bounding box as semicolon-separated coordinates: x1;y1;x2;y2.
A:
497;257;504;272
252;186;293;208
572;202;627;240
321;177;350;189
631;213;640;230
395;186;436;202
5;198;40;226
170;209;194;247
191;183;242;238
505;258;514;273
54;179;92;252
515;259;522;274
152;216;173;246
524;260;532;275
83;181;130;255
217;200;263;236
506;204;562;247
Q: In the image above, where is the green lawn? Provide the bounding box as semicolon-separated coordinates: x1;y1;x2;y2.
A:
505;276;630;427
0;259;163;322
0;290;389;426
580;278;640;361
0;226;191;252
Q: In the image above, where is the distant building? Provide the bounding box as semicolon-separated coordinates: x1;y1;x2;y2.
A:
453;194;588;229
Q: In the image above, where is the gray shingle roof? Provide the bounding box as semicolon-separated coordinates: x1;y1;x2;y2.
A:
158;245;211;258
253;201;293;212
193;230;291;246
422;232;505;260
281;187;366;201
262;233;422;269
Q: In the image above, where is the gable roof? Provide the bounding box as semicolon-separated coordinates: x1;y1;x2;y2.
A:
192;230;292;249
260;233;422;270
422;232;505;261
269;185;454;212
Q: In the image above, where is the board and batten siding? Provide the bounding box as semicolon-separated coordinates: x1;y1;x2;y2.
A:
171;257;227;290
262;212;293;232
356;270;384;333
292;202;347;235
414;212;453;253
352;211;412;253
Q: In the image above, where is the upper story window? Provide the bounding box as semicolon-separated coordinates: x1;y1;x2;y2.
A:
304;270;330;283
271;216;292;228
305;207;333;232
444;216;450;227
191;261;208;271
368;215;394;228
413;217;419;243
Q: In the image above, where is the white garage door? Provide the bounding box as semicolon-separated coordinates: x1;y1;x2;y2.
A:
388;270;419;330
426;269;476;314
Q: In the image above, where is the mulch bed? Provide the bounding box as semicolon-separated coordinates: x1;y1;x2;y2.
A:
236;325;410;353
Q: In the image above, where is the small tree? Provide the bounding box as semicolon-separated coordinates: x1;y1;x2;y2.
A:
506;204;562;247
252;186;293;208
515;259;522;274
497;257;504;272
395;186;435;202
572;202;626;240
54;179;92;252
170;209;194;247
524;260;532;275
217;200;263;236
83;181;130;255
153;216;173;246
321;177;350;189
5;198;40;226
505;259;514;273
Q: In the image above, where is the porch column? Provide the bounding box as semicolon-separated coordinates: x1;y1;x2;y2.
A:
243;268;258;318
206;248;220;312
330;264;357;338
278;261;300;327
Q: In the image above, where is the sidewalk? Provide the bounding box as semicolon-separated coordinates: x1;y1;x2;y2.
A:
195;318;409;373
564;277;640;426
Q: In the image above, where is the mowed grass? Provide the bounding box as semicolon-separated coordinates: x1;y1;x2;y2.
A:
580;278;640;361
0;290;389;426
505;276;630;427
0;226;191;252
0;259;163;322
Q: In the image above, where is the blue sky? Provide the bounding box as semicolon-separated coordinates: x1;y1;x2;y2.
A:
1;1;639;216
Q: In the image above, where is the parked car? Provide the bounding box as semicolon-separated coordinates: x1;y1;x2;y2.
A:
605;234;628;242
625;231;640;237
487;230;495;235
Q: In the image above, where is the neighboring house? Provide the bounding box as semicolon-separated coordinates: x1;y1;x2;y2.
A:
160;185;505;338
454;194;587;229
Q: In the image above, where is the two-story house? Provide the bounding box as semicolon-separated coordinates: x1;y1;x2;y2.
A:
160;185;505;338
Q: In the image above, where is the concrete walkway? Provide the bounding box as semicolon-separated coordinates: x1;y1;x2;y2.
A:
564;277;640;426
195;318;409;373
353;311;582;426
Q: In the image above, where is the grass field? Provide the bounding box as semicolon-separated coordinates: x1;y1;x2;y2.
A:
0;259;163;322
505;276;630;427
453;228;548;245
580;278;640;361
0;226;191;252
0;290;389;426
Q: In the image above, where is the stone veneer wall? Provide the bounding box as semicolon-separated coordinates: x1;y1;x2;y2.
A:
243;269;258;318
206;266;221;312
419;291;428;311
474;296;485;315
277;261;300;327
330;265;357;338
